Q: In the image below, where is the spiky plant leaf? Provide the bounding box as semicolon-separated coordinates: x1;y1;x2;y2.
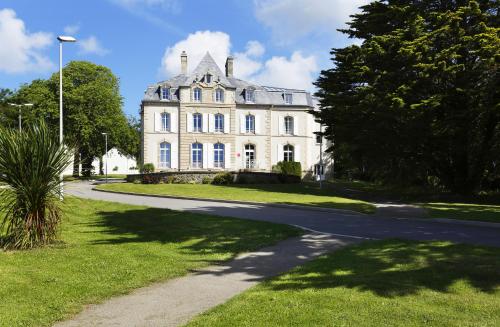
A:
0;121;72;249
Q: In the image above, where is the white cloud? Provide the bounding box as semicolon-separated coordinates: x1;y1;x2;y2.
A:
160;31;318;91
78;36;110;56
0;8;53;74
253;51;317;90
63;24;80;35
254;0;370;44
161;30;231;77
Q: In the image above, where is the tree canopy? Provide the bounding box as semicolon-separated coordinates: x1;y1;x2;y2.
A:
6;61;140;176
315;0;500;194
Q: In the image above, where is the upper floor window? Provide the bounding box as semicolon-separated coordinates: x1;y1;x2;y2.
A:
161;87;170;100
159;142;171;168
214;143;225;168
215;113;224;133
193;113;202;132
215;88;224;103
245;114;255;134
205;74;212;84
161;112;170;131
245;89;255;103
284;116;294;135
316;134;322;144
192;143;203;168
283;144;294;162
193;88;202;102
284;93;293;104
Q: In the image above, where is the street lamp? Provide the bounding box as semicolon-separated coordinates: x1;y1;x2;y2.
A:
8;103;33;131
102;133;108;183
57;35;76;200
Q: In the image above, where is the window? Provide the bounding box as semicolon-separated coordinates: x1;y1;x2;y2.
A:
205;74;212;84
245;114;255;134
159;142;171;168
215;88;224;102
193;88;202;102
214;143;225;168
192;143;203;168
316;134;322;144
284;116;294;135
283;144;294;162
284;93;293;104
245;89;255;103
244;144;255;169
215;113;224;133
161;112;170;131
161;87;170;100
193;113;202;132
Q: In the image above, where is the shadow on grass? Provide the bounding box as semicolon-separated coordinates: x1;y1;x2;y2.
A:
265;239;500;297
86;207;300;258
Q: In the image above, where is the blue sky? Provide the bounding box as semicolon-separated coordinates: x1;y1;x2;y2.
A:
0;0;368;117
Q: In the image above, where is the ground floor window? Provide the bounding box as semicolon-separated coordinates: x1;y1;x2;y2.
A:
192;143;203;168
283;144;294;162
159;142;171;168
245;144;255;168
214;143;225;168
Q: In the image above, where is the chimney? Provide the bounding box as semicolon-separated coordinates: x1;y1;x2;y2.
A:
181;51;187;74
225;56;233;77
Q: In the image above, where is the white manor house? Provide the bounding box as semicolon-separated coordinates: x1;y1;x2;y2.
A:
140;51;328;175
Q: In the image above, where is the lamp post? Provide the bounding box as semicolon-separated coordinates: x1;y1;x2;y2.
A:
102;133;108;183
57;35;76;200
8;103;33;131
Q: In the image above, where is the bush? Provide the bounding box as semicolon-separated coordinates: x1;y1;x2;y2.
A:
0;121;72;249
141;163;155;174
141;174;161;184
212;172;233;185
274;161;302;177
113;166;119;172
202;176;213;184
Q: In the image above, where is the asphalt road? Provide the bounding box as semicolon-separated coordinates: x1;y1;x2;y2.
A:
67;182;500;247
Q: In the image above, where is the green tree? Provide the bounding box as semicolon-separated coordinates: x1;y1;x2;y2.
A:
11;61;140;177
315;0;500;194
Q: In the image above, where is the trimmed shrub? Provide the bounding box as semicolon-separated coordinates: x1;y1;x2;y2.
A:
212;172;233;185
274;161;302;177
141;163;155;174
202;176;213;184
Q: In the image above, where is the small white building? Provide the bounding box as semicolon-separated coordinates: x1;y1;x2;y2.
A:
63;148;138;176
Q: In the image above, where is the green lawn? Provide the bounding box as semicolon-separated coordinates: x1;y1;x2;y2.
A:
96;183;376;214
188;240;500;327
423;202;500;223
0;197;300;327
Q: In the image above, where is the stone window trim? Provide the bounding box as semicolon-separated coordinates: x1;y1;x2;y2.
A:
214;113;224;133
159;142;171;168
161;112;170;132
193;113;203;133
193;87;202;102
284;116;294;135
283;144;294;162
284;92;293;105
245;114;255;134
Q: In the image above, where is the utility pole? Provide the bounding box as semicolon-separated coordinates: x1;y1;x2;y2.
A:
102;133;108;183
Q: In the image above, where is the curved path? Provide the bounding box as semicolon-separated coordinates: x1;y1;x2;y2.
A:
67;182;500;247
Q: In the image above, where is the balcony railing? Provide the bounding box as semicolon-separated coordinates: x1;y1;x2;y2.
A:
245;159;257;169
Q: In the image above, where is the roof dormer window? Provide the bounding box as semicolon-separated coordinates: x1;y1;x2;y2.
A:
205;73;212;84
161;87;170;100
284;93;293;105
245;89;255;103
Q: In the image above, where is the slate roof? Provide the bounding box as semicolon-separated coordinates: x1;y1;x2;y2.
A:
143;52;313;107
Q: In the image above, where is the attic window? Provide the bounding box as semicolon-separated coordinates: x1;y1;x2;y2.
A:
245;89;255;103
284;93;293;104
161;87;170;100
205;74;212;84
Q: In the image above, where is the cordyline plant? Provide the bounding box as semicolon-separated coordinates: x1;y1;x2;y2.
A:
0;121;72;249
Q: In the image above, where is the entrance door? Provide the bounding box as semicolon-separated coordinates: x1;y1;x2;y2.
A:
244;144;255;169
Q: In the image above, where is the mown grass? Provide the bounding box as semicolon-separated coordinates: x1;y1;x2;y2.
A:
188;239;500;327
423;202;500;223
0;197;300;327
96;183;376;214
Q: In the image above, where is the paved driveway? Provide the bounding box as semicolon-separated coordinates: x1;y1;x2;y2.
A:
67;182;500;247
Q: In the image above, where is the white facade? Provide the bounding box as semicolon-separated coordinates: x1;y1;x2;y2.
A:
64;148;138;176
141;52;329;176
